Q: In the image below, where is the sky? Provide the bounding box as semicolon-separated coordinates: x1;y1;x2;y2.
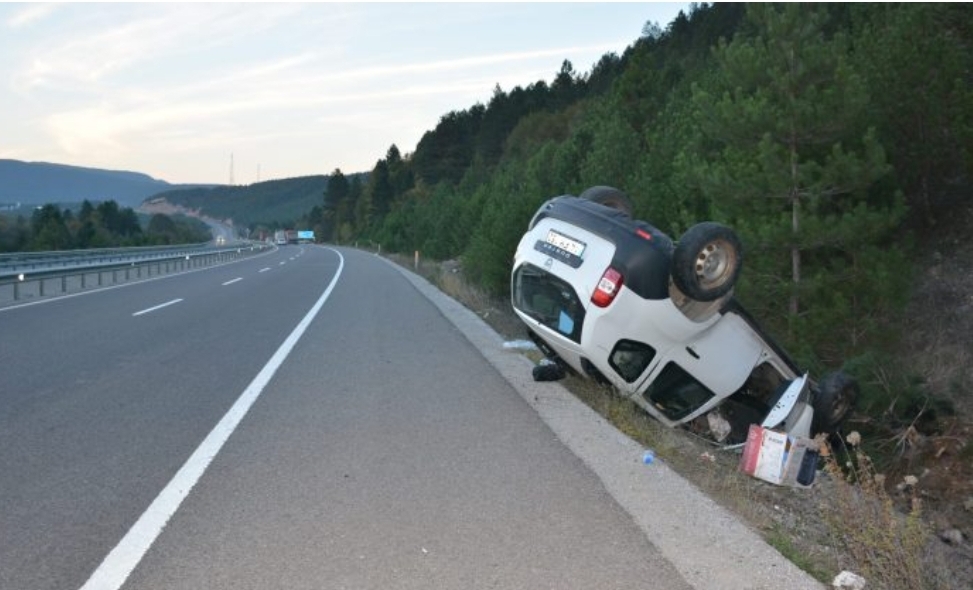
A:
1;2;689;185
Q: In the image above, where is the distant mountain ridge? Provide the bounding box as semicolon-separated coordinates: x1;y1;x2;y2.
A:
0;159;208;209
0;158;346;228
146;175;331;227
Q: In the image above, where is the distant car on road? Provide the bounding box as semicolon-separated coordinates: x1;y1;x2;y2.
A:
510;186;857;446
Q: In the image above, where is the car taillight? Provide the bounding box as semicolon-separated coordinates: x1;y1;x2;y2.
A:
592;267;623;308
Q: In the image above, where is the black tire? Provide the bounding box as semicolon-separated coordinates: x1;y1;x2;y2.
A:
672;222;743;301
811;371;859;435
579;186;634;218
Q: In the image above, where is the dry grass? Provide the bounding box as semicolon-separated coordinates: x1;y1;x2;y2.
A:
819;432;945;590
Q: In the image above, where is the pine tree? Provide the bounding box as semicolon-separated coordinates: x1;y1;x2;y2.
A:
852;3;973;227
324;168;349;242
687;3;909;365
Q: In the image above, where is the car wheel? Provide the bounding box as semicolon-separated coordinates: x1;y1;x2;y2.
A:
579;186;634;218
672;222;743;301
811;371;859;435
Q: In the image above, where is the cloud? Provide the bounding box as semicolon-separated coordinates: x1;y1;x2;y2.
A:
5;4;57;29
15;4;302;90
313;43;625;83
37;33;584;170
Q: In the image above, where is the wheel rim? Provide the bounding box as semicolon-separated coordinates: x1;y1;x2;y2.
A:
829;387;853;422
695;239;737;288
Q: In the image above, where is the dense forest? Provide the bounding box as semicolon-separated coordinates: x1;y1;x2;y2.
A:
0;199;212;251
308;3;972;432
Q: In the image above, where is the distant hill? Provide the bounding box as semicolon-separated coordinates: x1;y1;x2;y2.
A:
145;175;331;227
0;159;203;209
0;159;354;228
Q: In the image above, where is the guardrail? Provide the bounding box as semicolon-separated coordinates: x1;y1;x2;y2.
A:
0;242;226;278
0;242;273;305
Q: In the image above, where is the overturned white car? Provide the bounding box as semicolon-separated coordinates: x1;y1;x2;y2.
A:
510;187;857;446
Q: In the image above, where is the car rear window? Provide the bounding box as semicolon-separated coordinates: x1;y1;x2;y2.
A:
512;264;585;343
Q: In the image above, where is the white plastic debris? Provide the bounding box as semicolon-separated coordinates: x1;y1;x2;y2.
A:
503;340;538;351
832;570;866;589
706;411;732;442
939;528;965;545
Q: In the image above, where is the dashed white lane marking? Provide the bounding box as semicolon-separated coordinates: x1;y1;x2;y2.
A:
132;298;183;317
222;278;243;286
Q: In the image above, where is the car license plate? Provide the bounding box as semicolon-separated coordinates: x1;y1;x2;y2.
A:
545;229;586;257
534;229;586;268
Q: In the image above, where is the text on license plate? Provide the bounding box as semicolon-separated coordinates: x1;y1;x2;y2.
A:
545;229;586;257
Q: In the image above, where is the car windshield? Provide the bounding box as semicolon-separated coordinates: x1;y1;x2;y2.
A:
512;264;585;343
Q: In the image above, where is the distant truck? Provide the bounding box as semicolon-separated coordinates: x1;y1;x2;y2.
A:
274;229;307;245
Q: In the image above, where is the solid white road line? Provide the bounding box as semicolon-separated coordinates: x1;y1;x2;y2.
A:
222;278;243;286
80;249;345;590
132;299;183;317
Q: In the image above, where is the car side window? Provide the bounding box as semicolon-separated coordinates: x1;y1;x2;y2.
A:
609;340;656;383
513;264;585;343
645;362;716;421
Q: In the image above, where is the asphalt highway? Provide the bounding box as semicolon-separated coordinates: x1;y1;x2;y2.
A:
0;245;717;590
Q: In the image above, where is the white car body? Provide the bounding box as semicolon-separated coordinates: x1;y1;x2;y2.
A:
511;194;826;445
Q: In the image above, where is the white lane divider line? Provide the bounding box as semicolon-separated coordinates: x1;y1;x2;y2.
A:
222;278;243;286
81;249;345;590
259;268;271;273
132;299;183;317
